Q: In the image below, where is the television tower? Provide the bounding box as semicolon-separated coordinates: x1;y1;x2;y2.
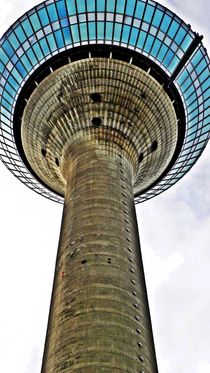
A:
0;1;209;372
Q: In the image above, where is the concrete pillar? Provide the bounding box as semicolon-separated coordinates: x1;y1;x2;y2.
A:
41;131;158;373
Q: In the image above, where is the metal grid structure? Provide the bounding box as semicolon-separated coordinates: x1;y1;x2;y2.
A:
0;0;209;203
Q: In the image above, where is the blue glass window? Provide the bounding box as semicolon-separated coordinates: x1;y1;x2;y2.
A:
63;27;72;45
66;0;76;15
106;0;115;12
80;23;88;41
97;22;104;39
38;8;49;27
106;22;113;40
0;49;9;64
175;27;186;44
20;54;32;71
76;0;86;13
144;4;155;23
135;1;145;19
56;0;67;18
151;38;161;58
160;14;171;32
0;61;4;73
11;67;22;84
55;30;65;48
33;43;44;60
16;61;27;77
7;75;18;90
130;27;138;46
71;24;80;43
97;0;105;12
114;23;122;41
116;0;126;13
47;34;57;51
86;0;95;12
137;31;147;49
168;20;179;39
8;32;20;50
14;25;27;43
144;34;155;53
3;40;14;58
152;9;163;27
39;38;50;55
181;33;192;51
29;13;41;32
122;25;130;44
125;0;136;16
47;4;58;22
88;22;96;40
157;43;168;62
22;19;33;38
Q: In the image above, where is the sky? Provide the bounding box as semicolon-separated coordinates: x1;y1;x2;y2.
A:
0;1;209;372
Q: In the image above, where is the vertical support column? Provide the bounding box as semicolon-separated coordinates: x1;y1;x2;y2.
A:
41;135;158;373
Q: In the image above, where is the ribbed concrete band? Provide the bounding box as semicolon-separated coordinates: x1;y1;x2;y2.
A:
41;131;158;372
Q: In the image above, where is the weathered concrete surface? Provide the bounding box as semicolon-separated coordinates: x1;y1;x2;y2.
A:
41;132;158;373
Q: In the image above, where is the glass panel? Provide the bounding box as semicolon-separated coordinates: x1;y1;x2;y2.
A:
168;20;179;39
14;25;27;43
33;43;44;60
105;22;113;40
55;30;65;48
80;23;88;41
38;8;50;27
46;33;57;51
20;54;32;70
144;34;154;53
3;40;15;58
8;32;20;50
135;1;145;19
114;23;122;41
160;14;171;32
152;8;163;27
125;0;136;16
71;24;80;43
76;0;86;13
175;27;186;44
88;22;96;40
150;38;161;57
39;38;50;55
63;27;72;45
144;4;155;23
157;43;168;62
0;49;9;64
97;22;104;39
116;0;126;13
137;31;147;49
29;13;41;32
57;0;67;18
130;27;138;46
47;4;58;22
122;25;130;44
97;0;105;12
22;19;33;38
86;0;95;12
106;0;115;12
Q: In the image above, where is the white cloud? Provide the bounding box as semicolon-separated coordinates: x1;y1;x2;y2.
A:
196;361;210;373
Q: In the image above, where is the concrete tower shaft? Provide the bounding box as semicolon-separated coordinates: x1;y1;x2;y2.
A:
21;57;178;373
41;133;158;372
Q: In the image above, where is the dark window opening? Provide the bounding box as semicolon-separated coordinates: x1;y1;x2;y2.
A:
55;157;59;166
81;259;87;264
90;93;102;103
92;117;102;126
151;140;158;152
41;148;46;157
138;152;144;163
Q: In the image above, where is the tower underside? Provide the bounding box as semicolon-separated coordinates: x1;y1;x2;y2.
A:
21;58;178;372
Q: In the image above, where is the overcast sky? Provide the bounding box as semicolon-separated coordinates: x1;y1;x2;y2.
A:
0;1;209;372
